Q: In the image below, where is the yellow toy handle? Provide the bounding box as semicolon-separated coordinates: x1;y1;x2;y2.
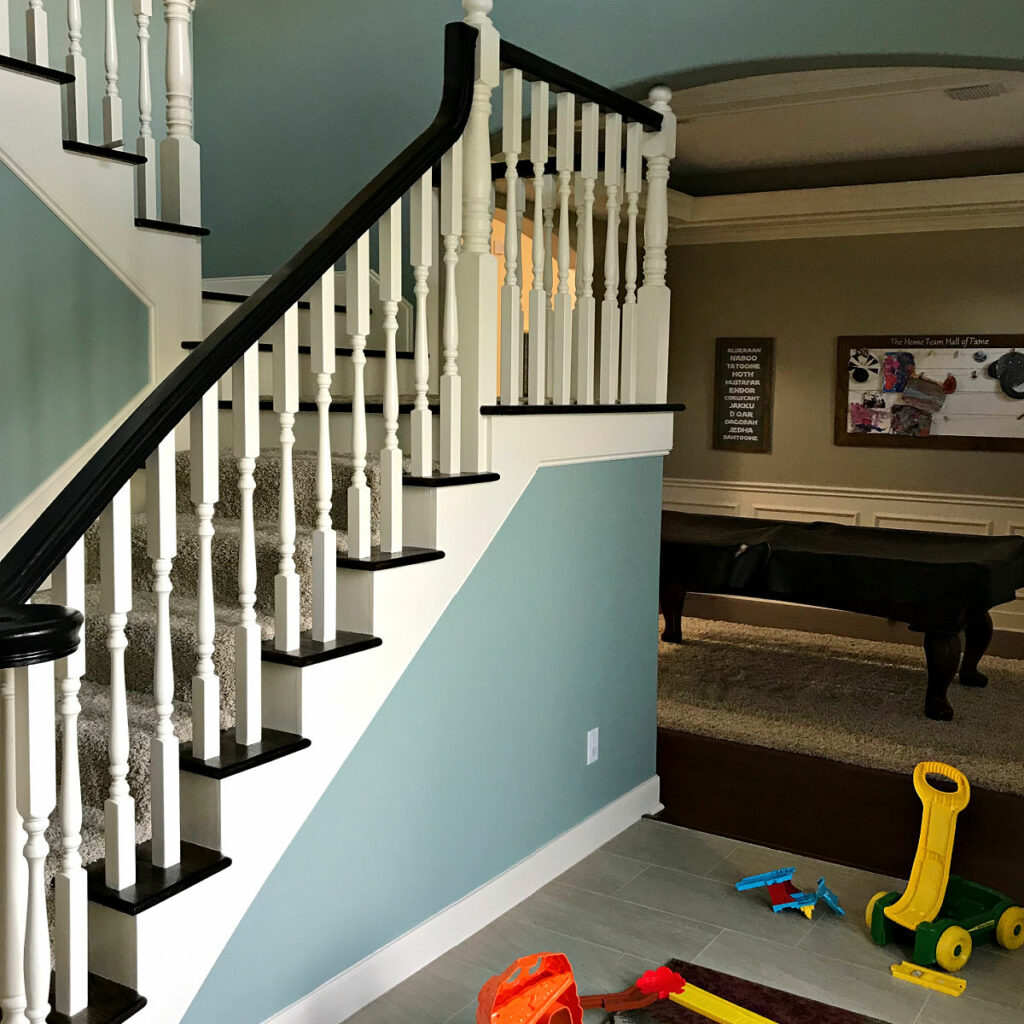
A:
885;761;970;932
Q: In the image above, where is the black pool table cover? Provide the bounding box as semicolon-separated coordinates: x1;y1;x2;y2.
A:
660;511;1024;628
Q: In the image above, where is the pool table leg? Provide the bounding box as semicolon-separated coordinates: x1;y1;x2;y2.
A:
660;579;686;644
922;630;961;721
959;609;993;689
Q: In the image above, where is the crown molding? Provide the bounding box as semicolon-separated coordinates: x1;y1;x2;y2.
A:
667;173;1024;243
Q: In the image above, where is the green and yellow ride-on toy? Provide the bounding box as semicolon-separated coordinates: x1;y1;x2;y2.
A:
865;762;1024;972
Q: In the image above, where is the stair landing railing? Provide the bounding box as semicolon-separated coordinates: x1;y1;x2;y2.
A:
1;0;201;223
0;2;673;1021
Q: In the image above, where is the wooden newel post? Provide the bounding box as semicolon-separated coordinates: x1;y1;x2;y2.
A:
161;0;200;224
636;86;676;403
458;0;499;472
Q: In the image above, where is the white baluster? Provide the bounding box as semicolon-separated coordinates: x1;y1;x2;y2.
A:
527;80;549;405
51;541;87;1014
147;436;180;863
161;0;200;223
542;173;556;399
100;482;134;890
14;661;56;1024
459;0;499;472
439;140;462;476
101;0;122;146
134;0;157;216
409;170;434;477
598;112;623;405
347;236;372;558
619;122;642;403
551;91;574;405
190;386;220;757
25;0;46;65
0;668;27;1024
309;271;337;642
574;102;599;404
637;86;676;403
499;67;522;407
274;306;301;648
232;347;262;733
379;200;403;553
63;0;89;142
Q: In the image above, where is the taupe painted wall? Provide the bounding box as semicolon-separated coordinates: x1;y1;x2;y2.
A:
664;228;1024;499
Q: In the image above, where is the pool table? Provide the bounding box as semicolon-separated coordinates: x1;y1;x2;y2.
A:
660;510;1024;721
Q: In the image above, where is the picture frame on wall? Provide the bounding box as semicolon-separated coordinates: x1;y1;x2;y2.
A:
713;337;774;453
835;335;1024;452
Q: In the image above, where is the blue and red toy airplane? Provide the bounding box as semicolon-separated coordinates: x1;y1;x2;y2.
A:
736;868;845;919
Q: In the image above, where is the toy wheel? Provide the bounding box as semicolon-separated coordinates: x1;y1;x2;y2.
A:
995;907;1024;950
865;891;889;930
935;925;972;972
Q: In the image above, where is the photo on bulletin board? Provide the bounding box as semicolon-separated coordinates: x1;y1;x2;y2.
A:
835;335;1024;452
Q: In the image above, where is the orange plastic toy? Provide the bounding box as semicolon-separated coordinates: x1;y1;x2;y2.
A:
476;953;582;1024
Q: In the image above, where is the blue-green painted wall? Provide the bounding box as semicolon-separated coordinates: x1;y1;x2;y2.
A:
193;0;1024;277
0;160;150;520
182;456;663;1024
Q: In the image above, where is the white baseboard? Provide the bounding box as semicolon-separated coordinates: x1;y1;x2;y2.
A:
262;775;662;1024
662;477;1024;633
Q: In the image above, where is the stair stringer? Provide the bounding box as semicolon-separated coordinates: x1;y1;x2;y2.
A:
0;68;202;555
86;411;674;1024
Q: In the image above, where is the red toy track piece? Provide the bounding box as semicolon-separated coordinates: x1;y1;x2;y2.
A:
636;967;687;1000
476;953;583;1024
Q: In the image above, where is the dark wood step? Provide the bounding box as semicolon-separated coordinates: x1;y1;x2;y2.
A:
180;727;310;779
1;971;148;1024
262;628;382;667
135;217;209;237
216;396;438;414
184;339;412;360
0;53;74;84
337;546;444;571
202;289;350;316
62;140;145;165
404;471;501;487
657;728;1024;899
481;402;687;415
86;840;230;916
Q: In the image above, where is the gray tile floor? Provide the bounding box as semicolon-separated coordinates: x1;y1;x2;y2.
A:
343;818;1023;1024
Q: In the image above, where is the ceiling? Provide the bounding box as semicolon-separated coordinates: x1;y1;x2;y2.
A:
669;67;1024;195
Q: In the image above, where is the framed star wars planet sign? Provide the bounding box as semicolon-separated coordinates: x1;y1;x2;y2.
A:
835;335;1024;451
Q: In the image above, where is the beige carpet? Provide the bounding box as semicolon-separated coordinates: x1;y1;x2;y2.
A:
658;617;1024;795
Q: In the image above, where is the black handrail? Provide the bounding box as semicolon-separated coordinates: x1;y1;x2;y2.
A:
499;40;662;131
0;22;477;605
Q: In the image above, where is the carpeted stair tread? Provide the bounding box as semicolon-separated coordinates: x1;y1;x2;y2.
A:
174;447;384;528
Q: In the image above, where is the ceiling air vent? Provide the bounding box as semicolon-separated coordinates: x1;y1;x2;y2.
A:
944;82;1009;101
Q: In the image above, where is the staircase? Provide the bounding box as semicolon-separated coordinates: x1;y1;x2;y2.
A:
0;3;679;1023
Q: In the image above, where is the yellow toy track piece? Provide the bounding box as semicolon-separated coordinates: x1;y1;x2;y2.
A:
890;962;966;997
884;762;970;932
669;983;781;1024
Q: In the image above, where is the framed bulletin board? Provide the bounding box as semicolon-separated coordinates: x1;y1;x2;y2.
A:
713;337;774;452
835;335;1024;452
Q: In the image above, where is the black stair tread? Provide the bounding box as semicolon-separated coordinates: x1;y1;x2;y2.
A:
183;339;413;360
202;289;351;316
0;53;74;84
217;395;439;414
9;971;148;1024
481;401;688;415
135;217;210;237
262;628;382;667
86;840;230;916
62;140;146;165
180;727;310;779
404;471;500;487
336;546;444;571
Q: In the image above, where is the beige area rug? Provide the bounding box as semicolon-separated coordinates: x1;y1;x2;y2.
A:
658;617;1024;795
